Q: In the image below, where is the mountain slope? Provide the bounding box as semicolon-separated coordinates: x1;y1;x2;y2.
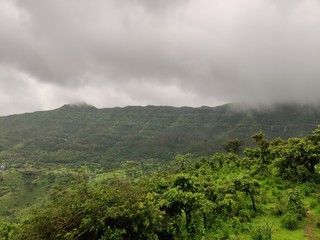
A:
0;103;319;169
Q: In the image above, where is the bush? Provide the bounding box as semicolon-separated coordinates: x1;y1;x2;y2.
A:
286;188;306;220
239;209;253;223
0;221;17;240
309;200;318;210
271;188;280;197
281;211;298;230
272;204;285;216
219;225;230;239
17;180;170;240
300;182;316;197
251;222;272;240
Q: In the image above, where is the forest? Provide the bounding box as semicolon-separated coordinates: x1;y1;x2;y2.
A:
1;125;320;239
1;104;320;239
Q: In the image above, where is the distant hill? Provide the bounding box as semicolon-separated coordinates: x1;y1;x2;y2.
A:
0;103;320;169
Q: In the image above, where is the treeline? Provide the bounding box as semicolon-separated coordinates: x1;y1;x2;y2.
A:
2;126;320;239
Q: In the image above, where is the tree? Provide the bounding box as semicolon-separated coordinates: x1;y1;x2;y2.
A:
161;173;208;239
17;178;170;240
285;188;305;219
234;176;260;212
280;188;306;230
273;137;320;182
223;138;242;154
170;154;192;172
251;132;270;164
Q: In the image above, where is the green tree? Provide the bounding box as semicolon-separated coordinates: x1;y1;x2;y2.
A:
161;173;208;239
17;178;170;240
285;188;305;219
273;137;320;182
234;176;260;212
223;138;242;154
251;132;270;165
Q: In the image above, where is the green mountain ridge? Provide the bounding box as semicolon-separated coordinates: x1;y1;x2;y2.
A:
0;103;320;169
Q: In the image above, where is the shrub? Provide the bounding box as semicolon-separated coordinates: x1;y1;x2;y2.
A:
271;188;280;197
250;222;272;240
239;209;253;223
300;182;316;197
286;188;305;220
281;211;298;230
309;200;318;210
0;221;16;240
272;204;285;216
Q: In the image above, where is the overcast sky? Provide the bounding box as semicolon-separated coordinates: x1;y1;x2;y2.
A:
0;0;320;116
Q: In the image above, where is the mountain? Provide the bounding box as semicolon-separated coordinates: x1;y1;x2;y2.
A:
0;103;320;169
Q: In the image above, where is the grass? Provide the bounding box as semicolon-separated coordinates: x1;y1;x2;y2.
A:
203;215;305;240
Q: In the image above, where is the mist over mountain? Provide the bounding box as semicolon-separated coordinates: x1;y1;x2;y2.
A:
1;0;320;115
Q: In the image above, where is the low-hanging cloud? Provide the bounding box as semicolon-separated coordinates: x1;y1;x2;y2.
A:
0;0;320;115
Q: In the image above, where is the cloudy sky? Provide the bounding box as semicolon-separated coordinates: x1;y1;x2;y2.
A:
0;0;320;116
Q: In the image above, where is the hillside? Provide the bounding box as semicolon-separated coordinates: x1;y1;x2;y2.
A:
2;103;320;239
0;103;320;169
2;123;320;239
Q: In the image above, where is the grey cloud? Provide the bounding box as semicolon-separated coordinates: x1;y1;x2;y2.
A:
1;0;320;115
117;0;187;12
0;67;43;115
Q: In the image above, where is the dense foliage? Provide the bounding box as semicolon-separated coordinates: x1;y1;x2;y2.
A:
1;103;320;171
2;125;320;239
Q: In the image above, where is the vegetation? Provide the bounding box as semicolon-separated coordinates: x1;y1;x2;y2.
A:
1;104;320;239
1;103;320;171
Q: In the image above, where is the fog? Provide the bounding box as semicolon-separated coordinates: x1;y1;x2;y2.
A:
0;0;320;115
